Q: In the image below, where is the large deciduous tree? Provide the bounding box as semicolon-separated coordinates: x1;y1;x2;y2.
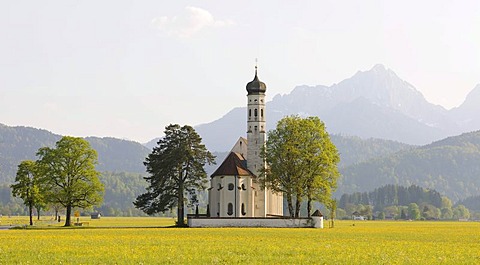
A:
11;160;44;226
36;136;104;226
261;116;340;217
134;124;215;226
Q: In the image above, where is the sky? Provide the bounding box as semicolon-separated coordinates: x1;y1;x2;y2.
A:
1;1;479;143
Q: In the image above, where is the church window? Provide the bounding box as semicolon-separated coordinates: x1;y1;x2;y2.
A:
249;109;251;117
241;183;246;190
254;99;258;102
228;183;234;191
254;126;257;132
261;109;263;117
227;203;233;216
241;203;246;216
217;183;223;190
254;109;258;117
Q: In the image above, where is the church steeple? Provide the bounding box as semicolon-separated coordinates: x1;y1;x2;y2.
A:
246;65;266;177
246;65;266;95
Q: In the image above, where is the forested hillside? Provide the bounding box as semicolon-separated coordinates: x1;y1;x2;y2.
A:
0;124;149;183
331;135;412;167
339;131;480;201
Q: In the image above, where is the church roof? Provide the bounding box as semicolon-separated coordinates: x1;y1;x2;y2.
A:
246;67;266;94
211;152;255;178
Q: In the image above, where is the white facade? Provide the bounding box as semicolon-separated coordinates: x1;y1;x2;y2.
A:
208;68;283;218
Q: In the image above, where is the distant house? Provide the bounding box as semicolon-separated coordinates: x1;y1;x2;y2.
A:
91;212;101;219
352;211;366;220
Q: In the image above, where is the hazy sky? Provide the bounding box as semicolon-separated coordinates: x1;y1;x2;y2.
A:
1;1;479;143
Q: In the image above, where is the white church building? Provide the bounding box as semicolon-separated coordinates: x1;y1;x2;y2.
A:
207;67;283;218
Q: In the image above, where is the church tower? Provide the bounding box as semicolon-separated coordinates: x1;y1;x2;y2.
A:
246;65;266;178
246;66;268;216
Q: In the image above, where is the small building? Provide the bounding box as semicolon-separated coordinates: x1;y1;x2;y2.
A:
91;212;101;219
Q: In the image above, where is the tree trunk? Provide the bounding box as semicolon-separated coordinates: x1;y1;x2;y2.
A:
65;205;72;227
28;203;33;226
286;193;294;218
307;197;312;218
55;208;59;221
37;207;41;220
295;195;302;218
177;182;185;226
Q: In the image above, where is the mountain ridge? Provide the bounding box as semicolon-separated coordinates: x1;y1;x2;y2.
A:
197;64;478;152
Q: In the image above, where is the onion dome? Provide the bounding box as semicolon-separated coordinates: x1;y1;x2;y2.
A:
246;66;266;94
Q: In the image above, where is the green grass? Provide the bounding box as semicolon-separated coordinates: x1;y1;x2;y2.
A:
1;219;479;264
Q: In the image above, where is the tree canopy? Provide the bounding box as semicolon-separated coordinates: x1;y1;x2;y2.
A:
36;136;104;226
260;116;340;217
134;124;215;226
10;160;43;225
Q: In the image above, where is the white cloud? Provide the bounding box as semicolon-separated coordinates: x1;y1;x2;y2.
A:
152;6;234;38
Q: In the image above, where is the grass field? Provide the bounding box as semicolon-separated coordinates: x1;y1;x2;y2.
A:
1;217;479;264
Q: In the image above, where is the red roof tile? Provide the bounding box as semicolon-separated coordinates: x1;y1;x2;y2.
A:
211;152;255;177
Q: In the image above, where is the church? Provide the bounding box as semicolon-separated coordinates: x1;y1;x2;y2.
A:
207;67;283;218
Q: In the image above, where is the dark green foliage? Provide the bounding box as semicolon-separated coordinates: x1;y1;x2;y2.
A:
134;124;215;226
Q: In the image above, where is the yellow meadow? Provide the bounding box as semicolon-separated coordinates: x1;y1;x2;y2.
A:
1;219;479;264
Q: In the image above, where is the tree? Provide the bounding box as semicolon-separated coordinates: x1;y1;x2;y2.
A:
453;205;470;220
134;124;215;226
261;116;340;217
11;160;44;226
408;203;420;220
36;136;104;226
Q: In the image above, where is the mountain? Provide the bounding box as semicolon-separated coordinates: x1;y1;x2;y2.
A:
338;130;480;202
0;124;149;183
450;84;480;132
196;64;476;152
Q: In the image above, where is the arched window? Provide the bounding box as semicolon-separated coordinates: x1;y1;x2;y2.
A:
254;109;258;117
241;183;246;190
228;183;234;191
227;203;233;216
261;109;263;117
249;109;251;117
241;203;246;216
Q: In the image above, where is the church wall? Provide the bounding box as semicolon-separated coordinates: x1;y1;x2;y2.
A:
188;217;318;228
210;175;254;217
